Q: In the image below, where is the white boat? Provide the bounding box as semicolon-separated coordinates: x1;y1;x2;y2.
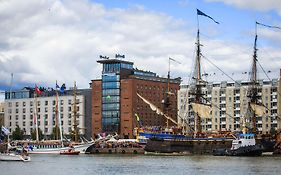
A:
0;153;30;162
27;141;93;154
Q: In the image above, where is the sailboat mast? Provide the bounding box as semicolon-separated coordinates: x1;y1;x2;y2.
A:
250;25;258;134
55;91;59;140
73;81;78;142
167;58;171;128
34;92;39;142
195;29;203;136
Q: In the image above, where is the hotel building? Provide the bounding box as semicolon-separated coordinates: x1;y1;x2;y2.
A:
91;56;180;138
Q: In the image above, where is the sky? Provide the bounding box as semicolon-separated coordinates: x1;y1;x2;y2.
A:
0;0;281;100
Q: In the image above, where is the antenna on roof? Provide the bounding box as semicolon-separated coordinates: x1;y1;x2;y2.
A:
115;54;125;59
100;55;109;59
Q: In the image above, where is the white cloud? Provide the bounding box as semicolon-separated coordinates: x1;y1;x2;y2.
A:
0;0;280;91
206;0;281;15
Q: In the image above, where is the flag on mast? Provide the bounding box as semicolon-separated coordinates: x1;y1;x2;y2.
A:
35;85;42;95
1;126;10;135
256;21;281;29
197;9;219;24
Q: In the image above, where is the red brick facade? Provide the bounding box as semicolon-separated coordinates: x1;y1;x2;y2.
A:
92;77;180;138
91;80;102;137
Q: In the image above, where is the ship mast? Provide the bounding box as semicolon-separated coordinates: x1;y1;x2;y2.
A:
248;23;259;134
164;58;172;128
194;29;204;136
164;58;181;128
192;9;219;137
73;81;78;142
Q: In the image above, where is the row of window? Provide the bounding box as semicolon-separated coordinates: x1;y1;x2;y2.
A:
9;112;80;120
8;105;80;114
9;120;80;128
8;99;80;108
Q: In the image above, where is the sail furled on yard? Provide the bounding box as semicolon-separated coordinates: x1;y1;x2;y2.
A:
250;103;266;116
191;102;212;118
136;93;177;125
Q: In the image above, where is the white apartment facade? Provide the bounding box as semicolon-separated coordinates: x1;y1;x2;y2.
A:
4;89;85;137
178;79;280;134
0;102;4;127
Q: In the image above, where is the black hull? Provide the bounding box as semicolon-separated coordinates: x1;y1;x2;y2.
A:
144;138;233;154
213;145;263;156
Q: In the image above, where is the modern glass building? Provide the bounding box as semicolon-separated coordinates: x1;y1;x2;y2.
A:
98;58;134;133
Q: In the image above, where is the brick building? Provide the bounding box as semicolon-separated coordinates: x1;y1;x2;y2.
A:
91;57;180;138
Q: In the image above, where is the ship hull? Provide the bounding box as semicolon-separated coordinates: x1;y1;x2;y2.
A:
144;137;233;154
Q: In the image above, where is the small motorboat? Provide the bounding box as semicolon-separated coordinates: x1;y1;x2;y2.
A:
0;152;31;162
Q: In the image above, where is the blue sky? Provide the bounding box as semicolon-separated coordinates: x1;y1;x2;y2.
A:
0;0;281;100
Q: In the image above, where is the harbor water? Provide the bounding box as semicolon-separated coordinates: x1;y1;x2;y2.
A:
1;154;281;175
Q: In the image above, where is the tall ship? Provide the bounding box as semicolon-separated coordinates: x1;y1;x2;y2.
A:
144;9;234;154
144;13;278;155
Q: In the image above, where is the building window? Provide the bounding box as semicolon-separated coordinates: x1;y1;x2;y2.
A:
15;115;18;120
8;102;12;107
37;101;40;106
37;108;40;113
68;107;71;112
60;107;63;112
30;108;33;113
30;101;33;106
45;121;48;126
53;100;56;106
23;108;26;113
23;121;26;126
16;102;19;107
15;108;19;113
45;107;48;112
68;100;72;105
23;115;26;120
45;101;48;106
23;102;26;107
60;100;64;105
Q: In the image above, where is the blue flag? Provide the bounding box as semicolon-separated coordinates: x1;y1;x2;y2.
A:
60;83;66;93
1;126;10;135
197;9;219;24
56;82;60;90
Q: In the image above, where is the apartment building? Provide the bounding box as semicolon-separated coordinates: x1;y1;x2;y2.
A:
178;79;280;134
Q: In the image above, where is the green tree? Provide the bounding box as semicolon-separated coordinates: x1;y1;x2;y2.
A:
31;128;44;141
50;126;62;140
11;125;24;140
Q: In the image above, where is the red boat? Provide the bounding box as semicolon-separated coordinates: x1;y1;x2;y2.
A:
60;148;80;155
